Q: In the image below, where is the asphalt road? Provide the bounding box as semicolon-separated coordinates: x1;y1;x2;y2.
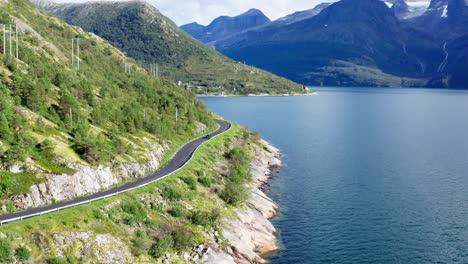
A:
0;120;231;225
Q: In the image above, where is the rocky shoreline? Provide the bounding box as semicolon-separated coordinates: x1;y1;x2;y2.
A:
0;131;283;263
205;139;283;263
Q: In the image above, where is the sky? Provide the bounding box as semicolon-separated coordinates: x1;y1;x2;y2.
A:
151;0;336;25
55;0;336;25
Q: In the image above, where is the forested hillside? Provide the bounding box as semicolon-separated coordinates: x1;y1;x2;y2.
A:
0;0;213;200
44;1;306;95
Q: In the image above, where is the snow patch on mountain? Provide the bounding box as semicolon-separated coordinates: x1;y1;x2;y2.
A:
441;4;448;17
405;0;431;18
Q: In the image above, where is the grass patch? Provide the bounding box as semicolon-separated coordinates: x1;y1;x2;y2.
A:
0;171;43;199
0;122;253;262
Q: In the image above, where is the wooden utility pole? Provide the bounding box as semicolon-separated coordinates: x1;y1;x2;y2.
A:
15;24;18;64
69;108;73;127
71;38;81;70
175;107;178;132
9;24;12;58
156;63;159;79
71;38;74;66
2;25;5;56
77;38;80;71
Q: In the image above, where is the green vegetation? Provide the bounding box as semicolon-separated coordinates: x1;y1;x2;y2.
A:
48;256;78;264
0;0;214;202
15;246;31;261
121;198;148;226
0;123;264;262
190;209;221;227
47;1;305;95
180;175;197;190
149;233;174;258
198;176;212;187
0;238;12;262
221;146;252;205
0;2;270;262
0;171;42;199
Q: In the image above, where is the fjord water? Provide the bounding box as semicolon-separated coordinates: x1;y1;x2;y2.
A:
201;88;468;264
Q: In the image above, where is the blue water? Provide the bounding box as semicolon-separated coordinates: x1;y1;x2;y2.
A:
200;88;468;264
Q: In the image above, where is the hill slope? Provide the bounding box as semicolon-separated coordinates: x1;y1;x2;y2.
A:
0;0;215;204
44;1;304;95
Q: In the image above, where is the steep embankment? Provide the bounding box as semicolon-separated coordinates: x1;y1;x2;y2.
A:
0;123;283;264
43;1;305;95
0;0;214;216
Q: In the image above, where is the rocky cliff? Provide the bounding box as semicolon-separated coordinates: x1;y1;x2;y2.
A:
7;142;167;211
205;140;282;263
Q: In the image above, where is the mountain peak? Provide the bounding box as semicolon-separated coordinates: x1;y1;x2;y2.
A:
242;8;265;16
181;7;271;44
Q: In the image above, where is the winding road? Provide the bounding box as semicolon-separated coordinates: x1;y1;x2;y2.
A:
0;120;231;225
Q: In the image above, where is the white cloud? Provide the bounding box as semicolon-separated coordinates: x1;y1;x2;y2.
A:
151;0;336;25
54;0;336;25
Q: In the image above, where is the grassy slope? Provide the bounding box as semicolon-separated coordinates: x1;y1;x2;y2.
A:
0;122;259;263
0;0;214;201
46;1;305;95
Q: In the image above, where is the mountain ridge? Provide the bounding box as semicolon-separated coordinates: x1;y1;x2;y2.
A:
182;0;468;88
180;8;271;46
44;0;305;95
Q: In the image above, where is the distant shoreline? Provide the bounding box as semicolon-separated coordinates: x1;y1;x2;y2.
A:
198;92;317;98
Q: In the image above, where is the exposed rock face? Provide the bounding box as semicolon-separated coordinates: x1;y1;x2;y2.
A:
40;232;132;263
12;145;165;209
211;140;282;263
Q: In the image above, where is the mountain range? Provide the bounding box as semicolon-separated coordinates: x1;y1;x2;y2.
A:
40;1;304;95
182;0;468;89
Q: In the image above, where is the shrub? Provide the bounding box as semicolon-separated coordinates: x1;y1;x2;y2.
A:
5;201;16;213
15;246;31;261
108;207;121;223
49;257;68;264
198;176;212;187
131;230;151;256
180;176;197;190
0;172;40;199
0;238;12;262
121;199;147;225
149;234;174;259
48;256;78;264
169;206;187;218
93;208;105;220
172;226;196;250
221;181;249;205
161;184;183;201
190;209;221;227
251;131;262;143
